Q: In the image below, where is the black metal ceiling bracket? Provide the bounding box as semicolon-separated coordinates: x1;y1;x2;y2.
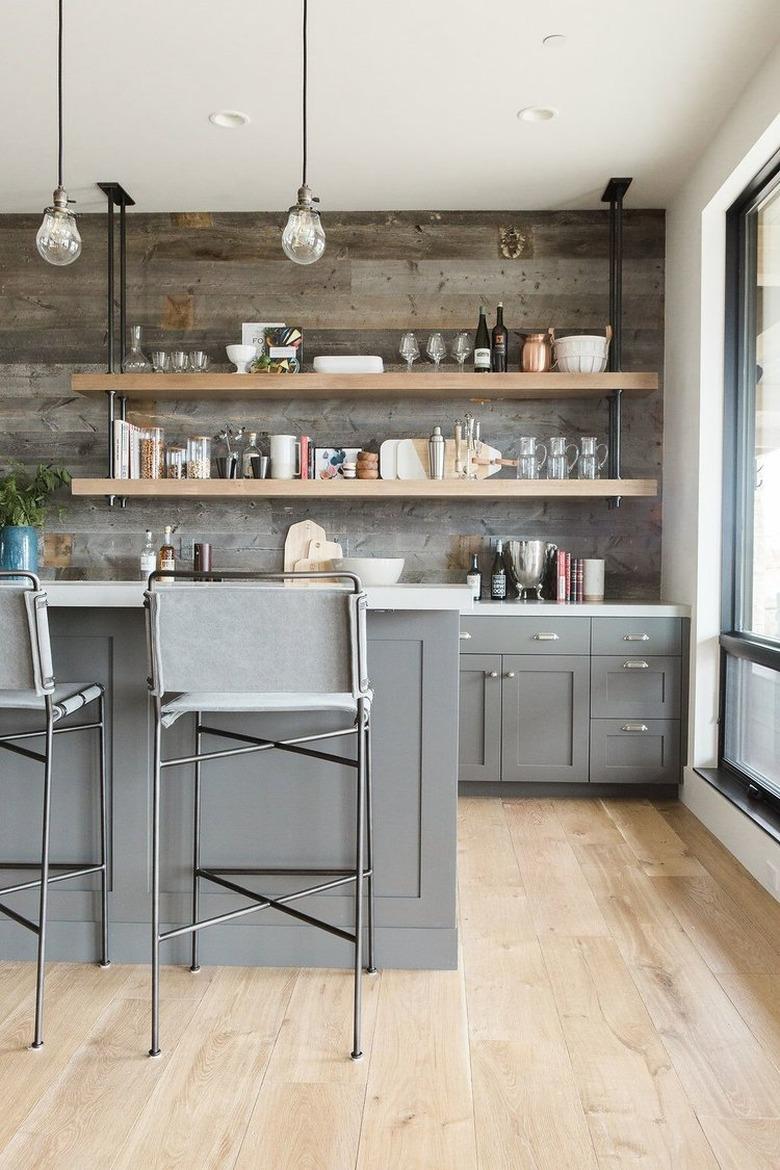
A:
97;182;135;508
601;176;632;510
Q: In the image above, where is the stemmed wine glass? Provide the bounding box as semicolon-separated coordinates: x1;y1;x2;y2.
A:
451;332;472;371
399;332;420;371
426;332;446;371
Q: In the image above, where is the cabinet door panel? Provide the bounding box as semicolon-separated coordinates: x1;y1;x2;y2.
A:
591;656;680;719
501;655;590;783
459;654;502;782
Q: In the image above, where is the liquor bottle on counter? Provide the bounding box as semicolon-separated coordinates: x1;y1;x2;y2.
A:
491;302;507;371
139;530;156;580
490;540;507;600
473;305;491;373
158;525;175;574
466;553;482;601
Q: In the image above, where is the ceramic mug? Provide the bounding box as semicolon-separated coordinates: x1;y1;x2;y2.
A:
269;434;300;479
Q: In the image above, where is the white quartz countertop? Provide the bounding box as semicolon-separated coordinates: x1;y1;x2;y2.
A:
42;580;474;612
41;581;689;618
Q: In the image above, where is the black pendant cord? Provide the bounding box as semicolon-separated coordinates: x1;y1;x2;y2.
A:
301;0;308;188
57;0;64;189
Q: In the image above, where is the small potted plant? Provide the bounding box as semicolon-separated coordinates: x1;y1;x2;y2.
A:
0;464;71;573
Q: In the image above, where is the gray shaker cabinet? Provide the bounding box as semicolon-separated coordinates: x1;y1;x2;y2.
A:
501;655;590;783
458;655;502;782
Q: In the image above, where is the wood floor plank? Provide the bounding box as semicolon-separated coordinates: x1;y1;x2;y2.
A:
458;797;522;889
235;1083;365;1170
0;994;200;1170
501;796;568;842
0;963;130;1150
603;799;707;877
576;841;780;1120
551;798;626;846
110;966;295;1170
356;969;477;1169
696;1115;780;1170
263;968;381;1085
542;935;720;1169
119;962;218;1000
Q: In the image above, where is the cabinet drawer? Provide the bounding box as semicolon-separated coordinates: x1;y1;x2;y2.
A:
460;616;590;655
591;617;681;656
591;656;680;719
589;719;680;784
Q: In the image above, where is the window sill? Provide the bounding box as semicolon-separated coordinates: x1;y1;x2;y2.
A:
694;768;780;847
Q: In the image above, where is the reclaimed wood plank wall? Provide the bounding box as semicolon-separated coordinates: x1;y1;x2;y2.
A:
0;209;664;595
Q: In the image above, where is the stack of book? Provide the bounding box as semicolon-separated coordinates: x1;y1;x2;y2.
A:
555;551;585;603
112;420;142;479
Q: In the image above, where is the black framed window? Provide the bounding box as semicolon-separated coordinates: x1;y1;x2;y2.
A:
722;151;780;803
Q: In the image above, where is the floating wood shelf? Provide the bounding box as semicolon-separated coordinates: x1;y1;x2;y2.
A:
70;371;657;402
71;478;657;500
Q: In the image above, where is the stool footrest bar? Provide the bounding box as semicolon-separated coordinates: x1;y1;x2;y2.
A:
0;864;105;897
0;901;39;933
197;724;359;769
201;866;367;877
0;740;46;764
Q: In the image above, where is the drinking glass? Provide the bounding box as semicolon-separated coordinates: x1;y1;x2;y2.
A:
515;436;547;479
547;435;579;480
451;332;472;370
189;350;210;373
426;332;446;371
577;436;608;480
170;350;189;373
151;351;170;373
399;332;420;371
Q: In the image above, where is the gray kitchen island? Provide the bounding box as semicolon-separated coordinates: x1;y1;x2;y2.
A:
0;582;470;970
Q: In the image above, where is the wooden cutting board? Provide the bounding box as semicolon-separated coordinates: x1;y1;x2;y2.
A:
402;438;503;479
284;520;327;573
307;538;344;567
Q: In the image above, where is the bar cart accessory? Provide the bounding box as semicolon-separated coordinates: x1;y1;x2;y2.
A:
428;426;445;479
151;350;169;373
520;330;554;373
515;436;548;479
577;437;609;480
547;436;579;480
123;325;151;373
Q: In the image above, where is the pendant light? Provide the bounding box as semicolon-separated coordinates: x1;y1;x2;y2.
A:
36;0;81;266
282;0;325;265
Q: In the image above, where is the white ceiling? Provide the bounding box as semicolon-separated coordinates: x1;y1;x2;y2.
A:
2;0;779;214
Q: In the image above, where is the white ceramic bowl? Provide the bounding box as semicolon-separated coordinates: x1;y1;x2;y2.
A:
553;334;609;374
335;557;405;586
226;344;257;374
313;355;384;373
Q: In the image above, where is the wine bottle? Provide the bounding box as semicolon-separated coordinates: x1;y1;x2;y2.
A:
473;305;491;373
491;302;507;372
466;553;482;601
139;530;156;580
158;525;175;574
490;540;507;600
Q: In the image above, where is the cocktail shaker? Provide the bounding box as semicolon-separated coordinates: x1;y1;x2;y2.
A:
428;425;445;479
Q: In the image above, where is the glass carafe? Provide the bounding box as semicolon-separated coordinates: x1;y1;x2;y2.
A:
577;436;608;480
547;435;578;480
515;436;547;480
123;325;152;373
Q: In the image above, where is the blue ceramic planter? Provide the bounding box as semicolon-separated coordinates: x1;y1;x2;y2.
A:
0;526;39;574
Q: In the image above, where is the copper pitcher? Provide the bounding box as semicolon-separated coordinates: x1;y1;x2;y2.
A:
520;329;554;373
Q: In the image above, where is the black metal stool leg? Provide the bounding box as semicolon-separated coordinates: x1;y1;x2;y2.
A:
351;701;367;1061
190;713;202;973
149;709;162;1057
31;698;55;1050
365;713;376;974
97;693;111;968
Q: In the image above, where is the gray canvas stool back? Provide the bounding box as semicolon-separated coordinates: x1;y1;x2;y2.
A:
144;571;376;1061
0;572;110;1048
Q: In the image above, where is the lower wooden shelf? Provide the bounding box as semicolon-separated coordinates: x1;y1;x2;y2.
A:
70;478;657;500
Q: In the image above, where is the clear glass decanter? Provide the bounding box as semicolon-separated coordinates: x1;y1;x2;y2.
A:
123;325;152;373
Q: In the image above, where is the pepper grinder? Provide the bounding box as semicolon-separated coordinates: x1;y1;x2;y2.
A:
428;425;445;479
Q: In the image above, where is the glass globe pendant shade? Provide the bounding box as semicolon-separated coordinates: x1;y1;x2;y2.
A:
36;188;81;266
281;185;325;266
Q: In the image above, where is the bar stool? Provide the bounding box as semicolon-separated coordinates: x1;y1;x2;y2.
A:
0;571;110;1049
144;570;375;1060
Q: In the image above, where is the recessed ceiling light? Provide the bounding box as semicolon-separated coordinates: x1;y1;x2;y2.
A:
208;110;250;128
517;106;558;123
542;33;567;47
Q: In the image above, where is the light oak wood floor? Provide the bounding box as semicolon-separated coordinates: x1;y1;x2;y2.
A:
0;796;778;1169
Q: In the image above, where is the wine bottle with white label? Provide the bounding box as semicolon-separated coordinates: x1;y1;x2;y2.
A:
473;305;491;373
490;540;507;600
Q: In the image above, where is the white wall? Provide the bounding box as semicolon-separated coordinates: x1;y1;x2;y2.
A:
664;43;780;895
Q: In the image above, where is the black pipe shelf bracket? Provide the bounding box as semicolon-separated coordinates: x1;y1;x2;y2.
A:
601;176;632;510
97;182;135;509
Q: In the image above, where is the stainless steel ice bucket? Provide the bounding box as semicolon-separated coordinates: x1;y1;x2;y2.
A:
505;539;556;599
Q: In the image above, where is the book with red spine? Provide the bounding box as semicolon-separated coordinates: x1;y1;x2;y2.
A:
299;435;310;479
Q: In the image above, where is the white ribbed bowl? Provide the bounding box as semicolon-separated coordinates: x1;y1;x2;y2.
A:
334;557;404;586
553;335;609;374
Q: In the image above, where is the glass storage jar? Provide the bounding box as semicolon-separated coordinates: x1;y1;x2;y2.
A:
165;445;187;479
186;436;211;479
140;427;165;480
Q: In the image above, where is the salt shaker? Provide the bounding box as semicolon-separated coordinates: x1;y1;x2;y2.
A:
428;425;445;479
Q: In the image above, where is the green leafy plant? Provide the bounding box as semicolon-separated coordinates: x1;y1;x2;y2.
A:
0;464;71;528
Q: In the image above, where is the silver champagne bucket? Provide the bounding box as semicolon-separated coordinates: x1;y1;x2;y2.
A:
505;540;557;600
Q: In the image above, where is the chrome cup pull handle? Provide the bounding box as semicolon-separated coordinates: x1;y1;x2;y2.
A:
621;722;648;732
533;632;560;641
623;633;650;642
623;659;649;669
